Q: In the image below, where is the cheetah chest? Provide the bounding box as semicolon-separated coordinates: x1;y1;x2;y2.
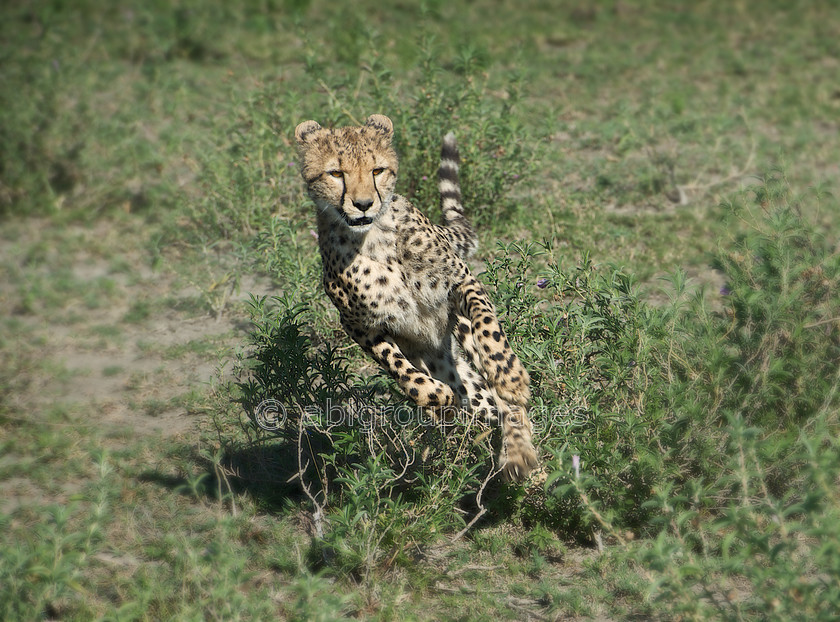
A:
322;241;453;349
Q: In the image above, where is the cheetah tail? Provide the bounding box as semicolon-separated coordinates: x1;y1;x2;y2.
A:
439;132;478;259
438;132;465;225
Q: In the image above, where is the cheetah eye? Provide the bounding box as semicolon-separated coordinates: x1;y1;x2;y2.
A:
328;170;343;178
372;168;385;177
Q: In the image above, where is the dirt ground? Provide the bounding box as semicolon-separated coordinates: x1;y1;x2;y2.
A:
0;218;277;512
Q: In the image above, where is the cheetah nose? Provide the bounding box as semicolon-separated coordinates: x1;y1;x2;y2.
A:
352;198;374;212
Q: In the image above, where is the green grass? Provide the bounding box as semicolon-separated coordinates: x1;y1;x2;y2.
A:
3;0;840;619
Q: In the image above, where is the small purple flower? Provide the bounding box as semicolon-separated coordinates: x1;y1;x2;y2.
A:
421;175;428;181
287;161;296;168
512;174;520;179
536;278;549;289
720;286;731;296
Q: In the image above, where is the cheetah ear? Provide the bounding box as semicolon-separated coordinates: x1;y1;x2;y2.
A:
365;114;394;141
295;120;322;145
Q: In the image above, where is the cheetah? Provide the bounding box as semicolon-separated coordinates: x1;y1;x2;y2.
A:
294;114;538;482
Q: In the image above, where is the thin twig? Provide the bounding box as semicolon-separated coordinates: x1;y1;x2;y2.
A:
213;459;237;517
296;406;325;538
451;507;487;543
452;451;498;542
805;316;840;329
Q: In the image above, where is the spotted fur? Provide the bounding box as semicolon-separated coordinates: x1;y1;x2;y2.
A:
294;114;538;482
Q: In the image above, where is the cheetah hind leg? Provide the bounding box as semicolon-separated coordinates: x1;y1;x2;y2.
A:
408;337;538;483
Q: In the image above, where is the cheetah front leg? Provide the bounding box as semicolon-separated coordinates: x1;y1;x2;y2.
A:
345;324;457;409
497;401;538;482
456;278;531;406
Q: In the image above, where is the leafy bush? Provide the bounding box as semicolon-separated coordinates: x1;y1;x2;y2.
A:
224;296;491;578
636;174;840;619
225;242;675;557
364;41;533;228
475;242;673;534
658;174;840;491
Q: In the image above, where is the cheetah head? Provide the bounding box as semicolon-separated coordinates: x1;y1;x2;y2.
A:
295;114;398;232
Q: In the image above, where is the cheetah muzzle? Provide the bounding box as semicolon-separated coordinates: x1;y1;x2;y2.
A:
294;113;539;483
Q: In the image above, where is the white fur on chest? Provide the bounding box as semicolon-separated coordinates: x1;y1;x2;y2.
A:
320;214;452;351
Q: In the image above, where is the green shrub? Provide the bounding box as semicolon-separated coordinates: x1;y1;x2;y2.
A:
639;174;840;619
663;172;840;491
475;174;840;620
364;41;534;229
226;296;489;578
475;242;672;535
227;243;675;556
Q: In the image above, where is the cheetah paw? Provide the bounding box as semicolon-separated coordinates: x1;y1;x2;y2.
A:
500;440;539;483
411;380;457;408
